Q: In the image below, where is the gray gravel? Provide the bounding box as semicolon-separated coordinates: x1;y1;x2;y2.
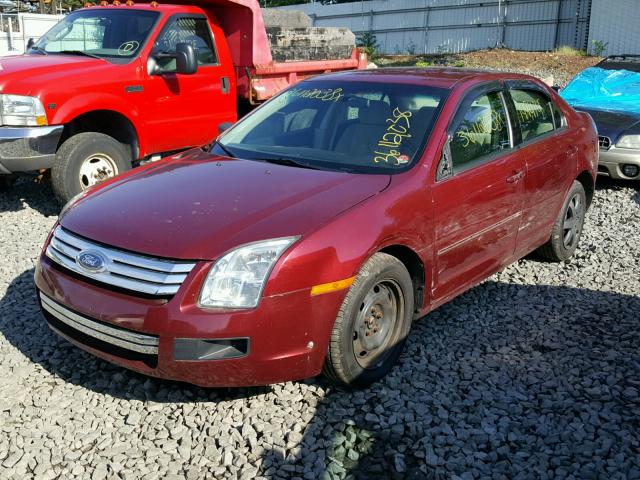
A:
1;175;639;479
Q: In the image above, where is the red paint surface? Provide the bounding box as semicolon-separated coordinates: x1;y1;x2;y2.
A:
35;69;598;386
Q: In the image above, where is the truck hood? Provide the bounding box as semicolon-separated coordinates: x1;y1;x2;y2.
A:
60;151;391;260
576;108;640;143
0;54;110;95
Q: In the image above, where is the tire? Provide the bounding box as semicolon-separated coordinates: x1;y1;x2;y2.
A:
322;252;414;389
536;180;587;262
52;132;131;204
0;175;16;191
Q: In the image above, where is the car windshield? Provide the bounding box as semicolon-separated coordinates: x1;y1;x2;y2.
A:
31;10;159;62
217;80;448;174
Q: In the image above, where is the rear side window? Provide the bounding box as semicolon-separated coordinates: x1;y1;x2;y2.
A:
511;89;557;141
153;17;217;72
449;91;510;170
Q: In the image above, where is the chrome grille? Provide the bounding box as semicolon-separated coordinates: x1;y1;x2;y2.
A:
45;226;196;296
599;135;611;150
40;293;159;354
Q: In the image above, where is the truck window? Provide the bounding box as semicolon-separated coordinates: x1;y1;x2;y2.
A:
32;10;159;63
153;17;218;73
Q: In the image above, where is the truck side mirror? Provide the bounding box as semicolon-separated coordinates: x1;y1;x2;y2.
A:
175;43;198;75
26;38;35;51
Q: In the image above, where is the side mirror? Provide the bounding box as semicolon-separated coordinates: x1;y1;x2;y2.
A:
218;122;233;135
175;42;198;75
150;42;198;76
26;38;35;51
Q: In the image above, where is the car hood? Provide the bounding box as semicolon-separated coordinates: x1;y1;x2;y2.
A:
576;108;640;143
0;54;113;95
60;151;391;260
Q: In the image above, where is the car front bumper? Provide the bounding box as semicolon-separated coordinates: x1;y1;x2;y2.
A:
34;254;346;387
0;125;63;174
598;146;640;180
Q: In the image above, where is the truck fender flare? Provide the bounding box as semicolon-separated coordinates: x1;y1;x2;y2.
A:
50;95;147;158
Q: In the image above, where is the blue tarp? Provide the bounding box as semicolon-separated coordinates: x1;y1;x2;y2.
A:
560;67;640;116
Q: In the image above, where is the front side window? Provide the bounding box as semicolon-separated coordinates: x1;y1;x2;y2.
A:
449;91;510;170
216;81;448;174
152;17;217;73
32;10;159;63
511;89;556;141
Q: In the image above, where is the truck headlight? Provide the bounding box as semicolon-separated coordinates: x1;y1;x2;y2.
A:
199;237;298;309
616;134;640;150
1;95;48;127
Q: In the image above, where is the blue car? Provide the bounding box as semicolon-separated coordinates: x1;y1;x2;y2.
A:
561;55;640;181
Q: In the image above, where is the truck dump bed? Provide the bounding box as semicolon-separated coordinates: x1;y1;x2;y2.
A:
181;0;368;103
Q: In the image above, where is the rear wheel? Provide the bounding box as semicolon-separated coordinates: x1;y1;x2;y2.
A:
322;253;414;389
537;180;586;262
52;132;131;204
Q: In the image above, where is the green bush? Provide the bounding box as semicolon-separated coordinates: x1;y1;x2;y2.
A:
357;31;380;59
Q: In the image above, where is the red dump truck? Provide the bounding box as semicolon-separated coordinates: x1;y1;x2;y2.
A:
0;0;367;202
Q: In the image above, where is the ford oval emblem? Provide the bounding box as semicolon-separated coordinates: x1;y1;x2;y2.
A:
76;250;108;273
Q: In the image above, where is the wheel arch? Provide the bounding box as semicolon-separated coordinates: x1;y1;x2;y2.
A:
576;169;595;208
59;110;140;161
378;244;426;320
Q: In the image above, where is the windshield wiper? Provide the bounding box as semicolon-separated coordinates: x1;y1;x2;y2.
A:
254;157;321;170
214;140;236;158
57;50;104;60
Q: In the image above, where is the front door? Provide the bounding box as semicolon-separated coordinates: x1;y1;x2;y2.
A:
432;85;526;302
144;15;233;153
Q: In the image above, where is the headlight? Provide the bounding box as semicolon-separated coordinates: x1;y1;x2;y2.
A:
199;237;298;308
616;134;640;150
1;95;48;126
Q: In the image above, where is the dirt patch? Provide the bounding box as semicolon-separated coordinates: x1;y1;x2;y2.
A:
375;49;602;86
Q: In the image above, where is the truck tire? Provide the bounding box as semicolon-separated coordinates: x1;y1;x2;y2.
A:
322;253;414;389
0;175;17;191
52;132;131;204
536;180;586;262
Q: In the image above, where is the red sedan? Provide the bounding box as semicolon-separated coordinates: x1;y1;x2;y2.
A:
35;69;598;388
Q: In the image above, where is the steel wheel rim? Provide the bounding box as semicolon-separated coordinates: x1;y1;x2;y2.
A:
353;279;404;370
78;153;118;189
562;193;584;249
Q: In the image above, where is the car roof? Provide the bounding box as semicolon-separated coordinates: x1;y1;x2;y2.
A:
314;67;543;90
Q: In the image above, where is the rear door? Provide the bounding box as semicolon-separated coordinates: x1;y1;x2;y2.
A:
504;81;573;256
431;83;526;302
144;15;234;153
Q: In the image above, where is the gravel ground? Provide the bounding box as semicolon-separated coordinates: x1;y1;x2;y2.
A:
0;176;639;480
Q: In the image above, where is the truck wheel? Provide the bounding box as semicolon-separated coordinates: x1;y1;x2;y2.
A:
536;180;587;262
0;175;16;191
322;253;414;389
52;132;131;204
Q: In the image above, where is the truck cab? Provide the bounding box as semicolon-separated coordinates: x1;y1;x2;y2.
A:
0;1;366;203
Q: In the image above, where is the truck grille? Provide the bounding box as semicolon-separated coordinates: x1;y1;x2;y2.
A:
599;135;611;150
45;226;196;296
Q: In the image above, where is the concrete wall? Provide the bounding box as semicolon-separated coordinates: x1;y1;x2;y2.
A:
0;14;62;57
588;0;640;55
280;0;592;55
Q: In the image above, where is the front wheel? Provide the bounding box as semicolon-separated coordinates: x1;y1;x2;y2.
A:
536;180;587;262
52;132;131;204
322;253;414;389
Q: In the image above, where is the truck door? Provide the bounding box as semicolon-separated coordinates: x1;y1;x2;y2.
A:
144;14;234;154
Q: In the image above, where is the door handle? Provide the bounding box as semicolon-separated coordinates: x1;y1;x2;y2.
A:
221;76;230;94
506;170;524;183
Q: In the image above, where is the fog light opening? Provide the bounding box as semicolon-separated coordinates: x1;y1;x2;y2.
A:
174;338;249;361
622;164;639;178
